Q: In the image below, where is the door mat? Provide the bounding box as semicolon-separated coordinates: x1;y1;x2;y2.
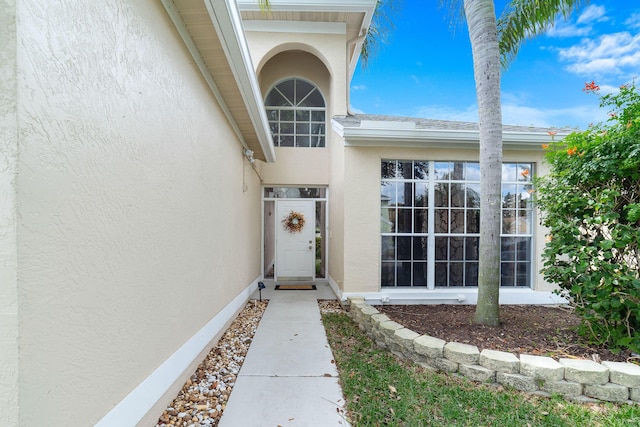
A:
275;284;317;290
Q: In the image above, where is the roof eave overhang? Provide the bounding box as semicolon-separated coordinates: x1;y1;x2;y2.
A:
237;0;377;80
237;0;377;13
332;121;566;151
204;0;275;162
162;0;275;163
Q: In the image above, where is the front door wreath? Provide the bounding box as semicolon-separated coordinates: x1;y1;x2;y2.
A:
282;211;305;233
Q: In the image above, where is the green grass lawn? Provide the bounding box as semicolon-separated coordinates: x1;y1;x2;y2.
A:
323;313;640;427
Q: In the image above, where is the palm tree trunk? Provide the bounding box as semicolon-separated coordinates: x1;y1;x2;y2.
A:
464;0;502;326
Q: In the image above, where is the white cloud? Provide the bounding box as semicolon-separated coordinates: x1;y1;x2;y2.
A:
351;85;367;91
402;96;608;130
413;104;478;123
501;101;603;130
546;4;608;38
566;57;619;75
501;104;553;127
410;101;598;130
558;32;640;77
626;13;640;29
546;22;591;38
577;4;607;25
598;84;621;95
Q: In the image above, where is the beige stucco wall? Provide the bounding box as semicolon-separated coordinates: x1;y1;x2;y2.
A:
342;145;551;294
254;49;334;186
0;0;19;425
328;128;347;289
245;30;349;286
533;159;555;292
15;1;262;425
246;32;347;115
262;147;330;185
256;49;332;186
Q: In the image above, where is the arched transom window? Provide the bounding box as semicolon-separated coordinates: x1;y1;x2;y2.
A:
265;78;326;148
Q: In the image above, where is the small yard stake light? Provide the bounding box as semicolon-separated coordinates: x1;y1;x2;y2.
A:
258;281;265;301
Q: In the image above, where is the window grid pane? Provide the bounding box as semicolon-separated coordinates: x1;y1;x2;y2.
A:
380;160;429;287
432;162;480;288
502;163;533;236
265;78;326;148
382;160;532;288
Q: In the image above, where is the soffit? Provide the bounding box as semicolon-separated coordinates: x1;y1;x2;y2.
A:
237;0;376;76
165;0;275;162
240;10;365;40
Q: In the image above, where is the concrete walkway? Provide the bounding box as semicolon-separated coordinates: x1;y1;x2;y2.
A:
218;283;349;427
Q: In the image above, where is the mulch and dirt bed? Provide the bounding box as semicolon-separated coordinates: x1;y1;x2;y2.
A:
376;304;638;364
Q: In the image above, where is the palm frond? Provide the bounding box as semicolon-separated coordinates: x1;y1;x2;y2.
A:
498;0;589;68
257;0;270;13
361;0;400;66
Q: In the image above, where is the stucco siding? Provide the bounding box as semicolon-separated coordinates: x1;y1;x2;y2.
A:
256;49;333;187
328;128;346;290
15;1;262;425
246;32;336;80
260;52;332;186
343;148;379;292
0;0;19;425
246;30;348;287
263;147;330;185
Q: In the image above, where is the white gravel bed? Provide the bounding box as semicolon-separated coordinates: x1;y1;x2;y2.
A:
155;298;344;427
155;300;268;427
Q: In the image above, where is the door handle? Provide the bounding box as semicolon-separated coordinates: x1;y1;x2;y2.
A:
309;245;313;250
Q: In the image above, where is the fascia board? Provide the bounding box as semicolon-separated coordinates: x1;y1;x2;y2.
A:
204;0;276;163
243;20;347;34
348;5;375;78
333;122;566;151
237;0;377;13
503;131;566;147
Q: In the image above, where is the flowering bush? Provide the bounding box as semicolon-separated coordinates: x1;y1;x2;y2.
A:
536;82;640;353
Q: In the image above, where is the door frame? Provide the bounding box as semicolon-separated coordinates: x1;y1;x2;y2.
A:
262;186;329;281
275;199;315;280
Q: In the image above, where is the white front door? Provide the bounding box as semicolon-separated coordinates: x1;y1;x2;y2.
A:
276;200;315;280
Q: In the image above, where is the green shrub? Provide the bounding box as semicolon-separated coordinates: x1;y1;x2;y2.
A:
536;82;640;353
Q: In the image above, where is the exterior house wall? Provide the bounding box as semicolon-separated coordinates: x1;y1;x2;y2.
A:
15;1;262;425
261;148;330;185
0;1;19;425
328;125;347;291
245;30;349;288
257;50;331;185
247;34;347;187
533;159;554;292
342;145;552;294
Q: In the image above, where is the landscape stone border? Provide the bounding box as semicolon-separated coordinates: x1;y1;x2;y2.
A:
346;297;640;405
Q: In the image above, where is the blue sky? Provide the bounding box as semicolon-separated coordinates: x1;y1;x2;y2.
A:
350;1;640;130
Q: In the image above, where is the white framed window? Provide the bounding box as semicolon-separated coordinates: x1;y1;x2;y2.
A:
381;160;533;288
500;163;535;287
265;78;326;147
